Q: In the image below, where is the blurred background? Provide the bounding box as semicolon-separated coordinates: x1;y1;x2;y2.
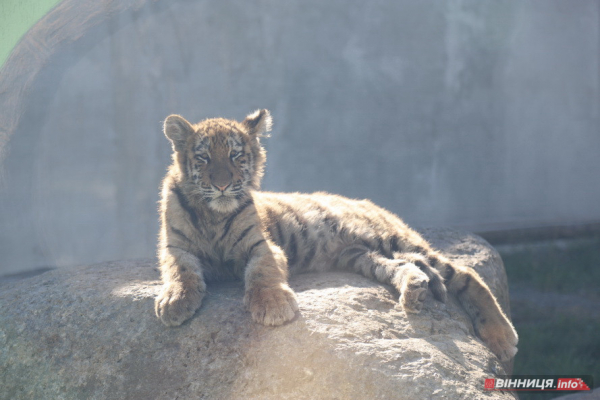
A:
1;1;599;396
2;0;600;274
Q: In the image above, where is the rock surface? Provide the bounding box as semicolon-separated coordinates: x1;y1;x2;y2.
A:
0;229;515;399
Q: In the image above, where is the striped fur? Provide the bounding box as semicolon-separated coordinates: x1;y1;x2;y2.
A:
155;110;518;361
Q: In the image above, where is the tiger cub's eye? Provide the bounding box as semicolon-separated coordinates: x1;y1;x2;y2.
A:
195;154;209;162
230;150;243;159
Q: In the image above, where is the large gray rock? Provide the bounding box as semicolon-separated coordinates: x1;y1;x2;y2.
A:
0;229;515;399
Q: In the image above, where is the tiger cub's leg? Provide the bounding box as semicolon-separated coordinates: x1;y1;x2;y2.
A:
243;239;299;326
155;247;207;326
428;252;519;361
338;246;446;313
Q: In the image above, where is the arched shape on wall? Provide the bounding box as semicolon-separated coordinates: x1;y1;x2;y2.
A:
0;0;156;162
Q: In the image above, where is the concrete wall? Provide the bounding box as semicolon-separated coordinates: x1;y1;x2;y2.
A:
1;0;599;274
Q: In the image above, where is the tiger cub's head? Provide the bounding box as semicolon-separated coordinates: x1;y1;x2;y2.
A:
163;109;271;213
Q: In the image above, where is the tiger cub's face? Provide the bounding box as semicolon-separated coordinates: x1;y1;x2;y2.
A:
164;109;271;213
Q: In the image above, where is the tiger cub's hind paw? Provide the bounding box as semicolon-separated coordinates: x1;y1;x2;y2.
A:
399;270;430;314
477;317;519;361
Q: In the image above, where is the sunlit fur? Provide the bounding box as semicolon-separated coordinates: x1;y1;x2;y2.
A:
155;109;519;362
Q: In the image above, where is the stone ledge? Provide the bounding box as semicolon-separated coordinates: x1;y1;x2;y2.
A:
0;229;515;400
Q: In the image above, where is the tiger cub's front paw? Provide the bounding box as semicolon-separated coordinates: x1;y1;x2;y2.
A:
244;284;299;326
155;283;205;327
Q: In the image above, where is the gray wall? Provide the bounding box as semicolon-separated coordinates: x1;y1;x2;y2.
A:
1;0;600;274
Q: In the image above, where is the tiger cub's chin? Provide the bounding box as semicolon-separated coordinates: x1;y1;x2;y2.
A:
208;196;240;214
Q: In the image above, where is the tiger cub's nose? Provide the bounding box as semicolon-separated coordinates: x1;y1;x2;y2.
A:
215;183;230;192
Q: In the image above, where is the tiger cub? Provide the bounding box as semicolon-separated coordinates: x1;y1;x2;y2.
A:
155;109;518;361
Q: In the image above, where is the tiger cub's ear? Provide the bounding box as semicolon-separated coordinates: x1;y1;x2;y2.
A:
243;109;272;138
164;115;194;152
